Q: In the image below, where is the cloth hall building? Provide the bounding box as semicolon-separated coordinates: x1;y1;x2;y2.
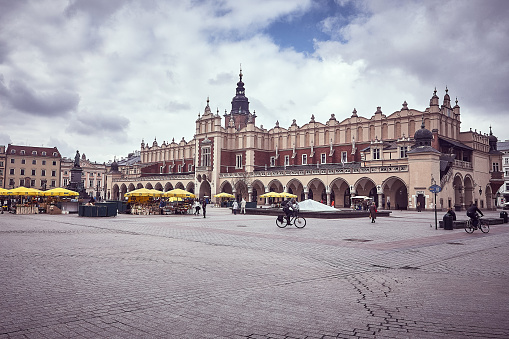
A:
106;70;504;211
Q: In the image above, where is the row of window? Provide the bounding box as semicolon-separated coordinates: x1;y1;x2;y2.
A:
8;179;57;188
160;164;194;173
10;159;57;166
9;169;57;176
10;150;58;156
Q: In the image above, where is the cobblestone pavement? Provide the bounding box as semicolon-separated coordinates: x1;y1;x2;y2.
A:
1;208;508;338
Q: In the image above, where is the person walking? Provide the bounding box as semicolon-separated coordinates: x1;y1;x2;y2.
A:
193;200;201;215
202;199;207;218
417;201;422;212
369;202;377;223
232;200;239;215
240;198;246;214
386;197;390;210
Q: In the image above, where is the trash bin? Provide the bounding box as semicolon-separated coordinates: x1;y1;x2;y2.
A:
501;211;508;223
443;214;454;230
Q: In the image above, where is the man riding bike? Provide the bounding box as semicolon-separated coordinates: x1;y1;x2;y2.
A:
466;202;483;228
282;198;299;225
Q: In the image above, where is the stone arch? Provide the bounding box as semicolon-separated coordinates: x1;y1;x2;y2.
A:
452;173;464;210
136;183;144;189
128;183;135;192
145;182;153;189
267;179;283;193
186;181;195;194
154;182;163;191
251;179;265;204
330;177;350;208
286;178;304;202
164;182;173;192
175;182;185;189
112;184;120;201
220;180;233;194
234;180;249;201
307;178;326;202
354;177;378;206
199;180;211;199
381;176;408;210
120;184;127;200
464;175;474;207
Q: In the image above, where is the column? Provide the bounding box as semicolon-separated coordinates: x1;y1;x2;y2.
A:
326;189;331;206
304;186;309;200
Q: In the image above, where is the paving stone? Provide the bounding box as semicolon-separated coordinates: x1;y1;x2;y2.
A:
0;209;508;338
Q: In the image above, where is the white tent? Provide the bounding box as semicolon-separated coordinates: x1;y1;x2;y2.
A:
298;199;337;212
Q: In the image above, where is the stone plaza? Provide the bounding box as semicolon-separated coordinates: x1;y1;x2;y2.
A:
1;208;508;338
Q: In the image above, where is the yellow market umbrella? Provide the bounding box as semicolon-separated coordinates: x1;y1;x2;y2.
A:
6;187;43;196
43;187;79;197
259;192;281;198
125;188;164;197
0;188;9;195
164;188;195;198
214;192;234;198
277;192;297;199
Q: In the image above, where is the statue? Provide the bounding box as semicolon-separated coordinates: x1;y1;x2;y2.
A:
74;150;80;168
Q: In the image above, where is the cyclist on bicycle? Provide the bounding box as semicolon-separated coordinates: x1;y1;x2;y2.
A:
282;198;299;225
466;202;483;228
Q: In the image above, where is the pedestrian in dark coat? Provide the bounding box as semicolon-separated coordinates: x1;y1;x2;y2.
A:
369;202;377;223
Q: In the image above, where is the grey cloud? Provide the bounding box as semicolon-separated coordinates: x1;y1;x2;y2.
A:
64;0;132;24
0;79;80;117
209;72;235;85
0;131;12;146
165;101;190;112
70;113;130;137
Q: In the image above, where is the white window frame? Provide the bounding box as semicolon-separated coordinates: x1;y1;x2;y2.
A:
160;166;164;173
373;148;381;160
284;155;290;166
320;153;326;164
178;165;182;173
201;147;211;167
399;146;408;158
492;162;499;172
236;154;243;169
302;154;307;165
188;164;193;172
270;156;275;167
341;151;347;163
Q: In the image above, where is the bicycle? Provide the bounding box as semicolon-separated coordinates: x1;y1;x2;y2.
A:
464;217;489;234
276;213;306;228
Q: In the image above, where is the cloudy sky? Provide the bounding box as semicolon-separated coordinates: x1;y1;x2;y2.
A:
1;0;508;163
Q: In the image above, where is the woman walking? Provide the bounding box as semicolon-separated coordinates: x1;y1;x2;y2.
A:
369;202;377;223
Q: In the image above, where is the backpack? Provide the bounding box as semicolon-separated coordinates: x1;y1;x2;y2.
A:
281;200;289;207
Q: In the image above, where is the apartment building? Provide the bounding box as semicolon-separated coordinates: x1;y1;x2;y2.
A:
5;145;61;189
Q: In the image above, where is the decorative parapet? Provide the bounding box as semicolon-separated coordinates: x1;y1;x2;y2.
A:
112;174;194;182
453;160;473;170
219;165;409;178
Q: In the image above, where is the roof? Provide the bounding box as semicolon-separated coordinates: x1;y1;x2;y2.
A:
6;144;61;157
407;146;441;154
438;137;473;151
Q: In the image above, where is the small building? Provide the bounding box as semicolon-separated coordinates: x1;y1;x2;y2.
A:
61;153;106;199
